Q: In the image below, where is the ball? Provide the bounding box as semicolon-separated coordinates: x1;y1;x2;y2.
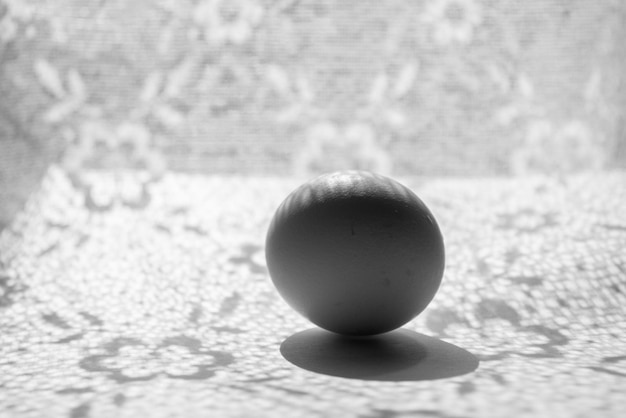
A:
265;171;445;336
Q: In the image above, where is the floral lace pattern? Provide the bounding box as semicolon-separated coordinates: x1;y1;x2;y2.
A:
1;0;625;232
0;166;625;417
80;336;234;383
1;1;625;415
1;0;624;178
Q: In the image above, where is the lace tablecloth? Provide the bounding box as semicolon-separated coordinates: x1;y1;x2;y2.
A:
1;167;625;417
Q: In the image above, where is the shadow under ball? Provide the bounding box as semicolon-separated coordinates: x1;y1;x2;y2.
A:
265;171;445;336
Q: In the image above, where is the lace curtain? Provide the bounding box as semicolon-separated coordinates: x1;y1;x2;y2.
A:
1;1;625;417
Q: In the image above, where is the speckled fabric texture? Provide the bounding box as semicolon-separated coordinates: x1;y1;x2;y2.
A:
2;0;626;233
0;167;625;417
2;0;625;173
1;0;626;416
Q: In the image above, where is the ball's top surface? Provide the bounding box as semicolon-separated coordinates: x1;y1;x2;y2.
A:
265;171;445;336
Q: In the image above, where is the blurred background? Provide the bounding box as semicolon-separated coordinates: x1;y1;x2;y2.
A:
1;0;625;228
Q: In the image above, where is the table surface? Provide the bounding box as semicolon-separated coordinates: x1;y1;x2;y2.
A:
1;167;625;417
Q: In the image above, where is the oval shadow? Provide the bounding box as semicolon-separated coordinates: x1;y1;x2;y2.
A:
280;328;479;381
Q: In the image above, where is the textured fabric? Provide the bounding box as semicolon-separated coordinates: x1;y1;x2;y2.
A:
1;1;626;416
1;0;625;174
2;0;626;226
1;167;625;417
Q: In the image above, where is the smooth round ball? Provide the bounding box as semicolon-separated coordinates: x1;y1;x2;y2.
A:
265;171;445;336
